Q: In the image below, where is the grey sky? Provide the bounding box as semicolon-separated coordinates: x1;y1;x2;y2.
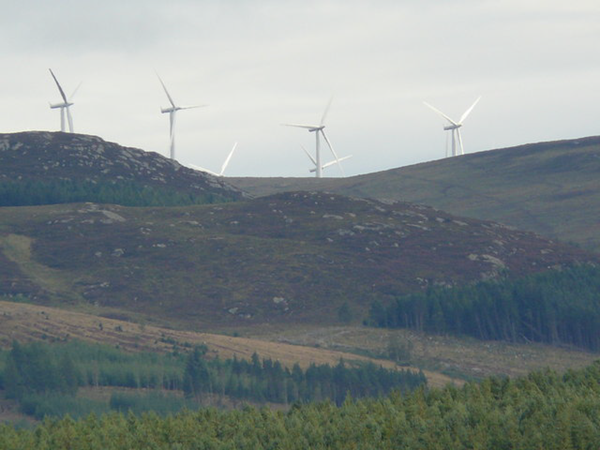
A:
2;0;599;177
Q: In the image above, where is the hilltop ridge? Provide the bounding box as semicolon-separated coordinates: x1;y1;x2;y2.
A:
0;131;245;206
229;136;600;251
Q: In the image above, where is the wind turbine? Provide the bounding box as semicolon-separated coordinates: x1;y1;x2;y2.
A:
423;96;481;157
49;69;79;133
301;145;352;175
157;74;206;161
187;142;237;177
282;98;346;178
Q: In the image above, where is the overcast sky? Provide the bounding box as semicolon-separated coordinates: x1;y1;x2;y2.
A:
2;0;599;177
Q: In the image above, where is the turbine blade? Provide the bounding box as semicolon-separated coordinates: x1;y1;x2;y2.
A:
219;142;237;176
157;74;177;108
188;163;219;177
301;144;317;165
70;81;82;101
456;129;464;155
321;130;345;176
321;130;340;161
459;96;481;123
320;96;334;126
49;69;68;103
423;101;458;126
322;155;352;169
180;104;208;110
281;123;319;130
66;107;74;133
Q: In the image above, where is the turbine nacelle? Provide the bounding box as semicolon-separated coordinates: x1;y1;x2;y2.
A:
48;68;78;133
156;73;206;160
424;96;481;157
283;97;349;178
281;123;325;133
50;102;74;109
161;105;205;114
443;124;461;131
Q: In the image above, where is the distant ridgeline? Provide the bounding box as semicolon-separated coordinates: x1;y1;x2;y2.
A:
0;131;245;207
368;264;600;351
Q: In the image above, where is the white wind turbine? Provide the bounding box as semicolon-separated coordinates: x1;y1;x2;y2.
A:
423;96;481;157
49;69;80;133
301;144;352;176
282;98;346;178
157;74;206;160
187;142;238;177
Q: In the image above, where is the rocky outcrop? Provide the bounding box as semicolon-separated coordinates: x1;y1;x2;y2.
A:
0;131;246;203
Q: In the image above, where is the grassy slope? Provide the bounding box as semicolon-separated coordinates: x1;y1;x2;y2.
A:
229;136;600;251
1;300;597;388
242;324;600;381
0;299;454;424
0;300;451;387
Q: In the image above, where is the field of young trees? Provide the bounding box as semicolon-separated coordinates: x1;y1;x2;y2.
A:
0;340;425;420
1;359;599;449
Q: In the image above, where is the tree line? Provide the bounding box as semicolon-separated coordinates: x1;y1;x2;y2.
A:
183;347;425;406
0;179;229;207
367;264;600;351
0;339;425;419
1;360;600;449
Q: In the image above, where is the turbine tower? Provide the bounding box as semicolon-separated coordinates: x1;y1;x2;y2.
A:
49;69;79;133
423;96;481;157
301;145;352;175
157;74;206;160
188;142;238;177
282;98;344;178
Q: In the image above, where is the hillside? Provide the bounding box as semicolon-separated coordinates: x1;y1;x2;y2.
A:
0;300;432;378
0;191;596;328
229;136;600;251
1;300;598;385
0;131;245;206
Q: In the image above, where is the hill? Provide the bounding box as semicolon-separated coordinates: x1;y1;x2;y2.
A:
0;191;596;328
0;131;245;206
229;136;600;251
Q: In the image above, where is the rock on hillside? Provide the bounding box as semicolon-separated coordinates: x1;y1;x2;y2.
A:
0;191;597;327
0;131;245;204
